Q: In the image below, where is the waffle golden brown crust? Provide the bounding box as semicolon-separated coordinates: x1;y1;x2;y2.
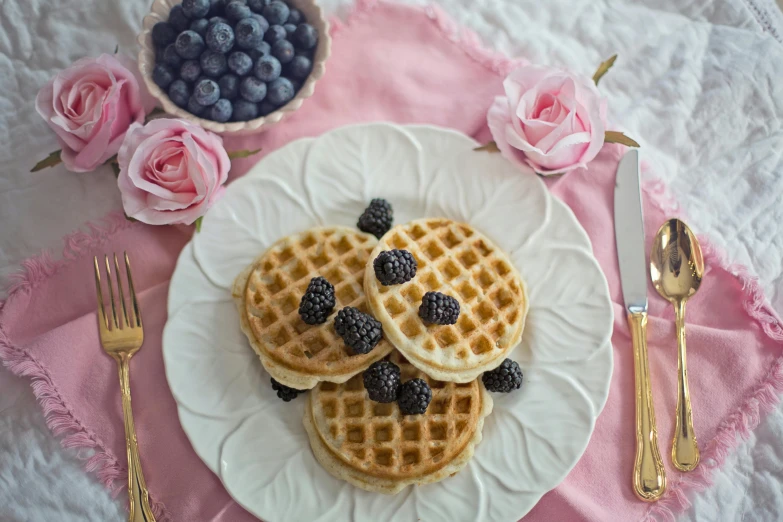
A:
232;227;394;389
304;351;492;494
364;218;527;382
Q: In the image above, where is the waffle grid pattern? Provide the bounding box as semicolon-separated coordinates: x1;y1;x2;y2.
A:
311;352;481;479
243;228;391;374
367;219;526;371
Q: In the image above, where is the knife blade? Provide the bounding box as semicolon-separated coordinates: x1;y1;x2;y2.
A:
614;148;666;502
614;149;648;314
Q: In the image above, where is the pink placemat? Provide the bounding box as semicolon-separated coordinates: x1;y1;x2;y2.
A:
2;1;782;521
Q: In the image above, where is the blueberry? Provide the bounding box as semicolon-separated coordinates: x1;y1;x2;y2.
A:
208;98;233;122
293;24;317;50
218;74;240;99
283;23;296;35
235;17;264;49
162;43;183;68
258;100;277;115
247;0;269;13
200;50;228;77
209;15;229;26
285;54;311;80
254;55;281;82
250;13;270;33
183;0;210;18
239;76;267;102
175;30;205;59
264;24;286;43
189;18;210;37
168;5;190;32
180;60;202;83
152;63;174;89
290;79;301;92
205;22;235;53
227;51;253;75
207;0;226;17
272;39;294;64
232;99;258;120
263;1;289;25
225;1;252;22
168;79;191;107
287;8;302;24
248;40;271;60
266;77;294;106
187;96;207;116
152;22;178;47
194;78;221;106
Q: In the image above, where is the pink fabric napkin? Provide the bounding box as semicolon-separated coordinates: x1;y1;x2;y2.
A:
2;1;782;521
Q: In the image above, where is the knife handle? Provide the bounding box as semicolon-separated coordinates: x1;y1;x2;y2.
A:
628;311;666;502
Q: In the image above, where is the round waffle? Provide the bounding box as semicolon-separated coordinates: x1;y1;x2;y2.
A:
364;218;528;382
304;351;492;494
232;227;394;389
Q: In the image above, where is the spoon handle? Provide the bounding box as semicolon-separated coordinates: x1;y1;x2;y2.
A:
672;300;700;471
628;311;666;501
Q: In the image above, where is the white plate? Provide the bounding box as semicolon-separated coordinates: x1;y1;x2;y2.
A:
163;123;614;522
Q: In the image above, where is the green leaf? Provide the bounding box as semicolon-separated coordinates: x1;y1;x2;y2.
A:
110;161;121;177
227;148;262;160
592;54;617;86
145;107;165;123
604;130;640;148
473;141;500;153
194;216;203;233
114;44;119;54
30;150;62;172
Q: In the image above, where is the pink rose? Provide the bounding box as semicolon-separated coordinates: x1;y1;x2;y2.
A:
35;54;149;172
117;118;230;225
487;65;608;175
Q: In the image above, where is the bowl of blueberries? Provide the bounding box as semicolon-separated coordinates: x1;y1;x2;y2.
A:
138;0;330;134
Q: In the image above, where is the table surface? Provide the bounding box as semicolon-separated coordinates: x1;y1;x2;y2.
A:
1;0;783;520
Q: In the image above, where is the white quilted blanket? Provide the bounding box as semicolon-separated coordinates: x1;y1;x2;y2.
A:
1;0;782;520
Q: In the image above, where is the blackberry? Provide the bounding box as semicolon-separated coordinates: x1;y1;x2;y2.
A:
363;361;401;403
298;276;336;325
482;359;523;393
334;307;382;355
152;22;177;47
418;292;460;325
271;378;304;402
398;379;432;415
357;198;392;238
373;250;417;286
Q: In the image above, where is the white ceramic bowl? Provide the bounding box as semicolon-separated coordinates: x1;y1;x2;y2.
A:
137;0;331;135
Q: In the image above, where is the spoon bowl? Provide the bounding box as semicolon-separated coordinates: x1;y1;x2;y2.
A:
650;218;703;472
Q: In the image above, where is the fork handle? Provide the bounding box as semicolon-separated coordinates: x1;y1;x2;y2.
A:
116;354;156;522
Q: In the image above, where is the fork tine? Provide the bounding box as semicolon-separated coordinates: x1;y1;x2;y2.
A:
93;256;108;330
124;252;142;328
104;255;118;329
113;253;129;328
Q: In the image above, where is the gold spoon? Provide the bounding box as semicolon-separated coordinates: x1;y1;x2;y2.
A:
650;218;703;471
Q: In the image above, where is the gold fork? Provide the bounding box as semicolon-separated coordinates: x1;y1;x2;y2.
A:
93;253;156;522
